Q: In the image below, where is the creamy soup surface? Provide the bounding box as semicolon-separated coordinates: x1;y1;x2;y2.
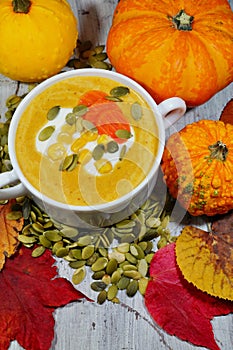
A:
16;76;159;206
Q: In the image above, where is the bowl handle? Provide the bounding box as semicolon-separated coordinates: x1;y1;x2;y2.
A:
0;169;27;200
157;97;186;129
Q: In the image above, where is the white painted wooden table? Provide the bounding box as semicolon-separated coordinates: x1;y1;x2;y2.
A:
1;1;232;349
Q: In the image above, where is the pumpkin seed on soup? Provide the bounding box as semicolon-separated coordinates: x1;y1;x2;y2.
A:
105;96;123;102
65;112;76;125
119;144;127;160
47;106;60;120
106;141;119;153
92;144;105;160
61;154;78;171
110;86;130;98
38;126;55;141
115;129;132;139
131;102;143;121
73;104;88;117
82;119;97;132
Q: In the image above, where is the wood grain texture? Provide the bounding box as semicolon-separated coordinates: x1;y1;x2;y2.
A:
2;0;232;349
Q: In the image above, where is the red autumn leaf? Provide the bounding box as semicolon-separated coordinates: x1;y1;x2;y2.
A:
145;242;233;350
79;90;131;142
0;246;90;350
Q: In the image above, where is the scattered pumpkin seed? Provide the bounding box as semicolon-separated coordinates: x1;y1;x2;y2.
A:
95;52;108;61
44;230;62;242
52;241;64;255
124;270;142;280
97;290;107;304
91;281;107;292
32;222;44;234
39;235;52;248
18;235;37;244
98;247;108;257
108;250;125;264
157;236;168;249
32;245;46;258
69;260;86;269
111;270;122;284
91;257;108;272
38;126;55;141
145;253;155;264
116;242;130;254
126;280;139;297
82;245;95;260
117;276;130;290
6;95;22;109
60;226;79;239
138;259;148;277
94;45;105;54
107;284;118;300
102;274;111;285
92;61;110;70
92;270;106;280
138;277;149;296
47;106;60;120
72;266;86;285
106;258;118;275
56;247;69;258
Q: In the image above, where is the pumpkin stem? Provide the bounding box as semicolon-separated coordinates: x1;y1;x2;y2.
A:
172;9;194;31
208;141;228;161
12;0;31;13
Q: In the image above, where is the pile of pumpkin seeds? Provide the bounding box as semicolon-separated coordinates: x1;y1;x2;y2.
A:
67;40;112;71
0;44;177;303
7;190;176;304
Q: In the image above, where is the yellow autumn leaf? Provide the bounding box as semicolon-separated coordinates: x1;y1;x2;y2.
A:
0;200;24;271
175;225;233;300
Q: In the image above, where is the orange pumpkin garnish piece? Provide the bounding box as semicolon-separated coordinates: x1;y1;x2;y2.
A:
78;90;131;143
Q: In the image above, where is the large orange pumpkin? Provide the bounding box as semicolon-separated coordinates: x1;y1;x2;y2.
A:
106;0;233;107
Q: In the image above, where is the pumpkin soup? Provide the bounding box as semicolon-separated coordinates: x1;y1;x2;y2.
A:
15;76;159;206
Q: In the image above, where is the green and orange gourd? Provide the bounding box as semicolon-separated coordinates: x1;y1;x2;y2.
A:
161;120;233;216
